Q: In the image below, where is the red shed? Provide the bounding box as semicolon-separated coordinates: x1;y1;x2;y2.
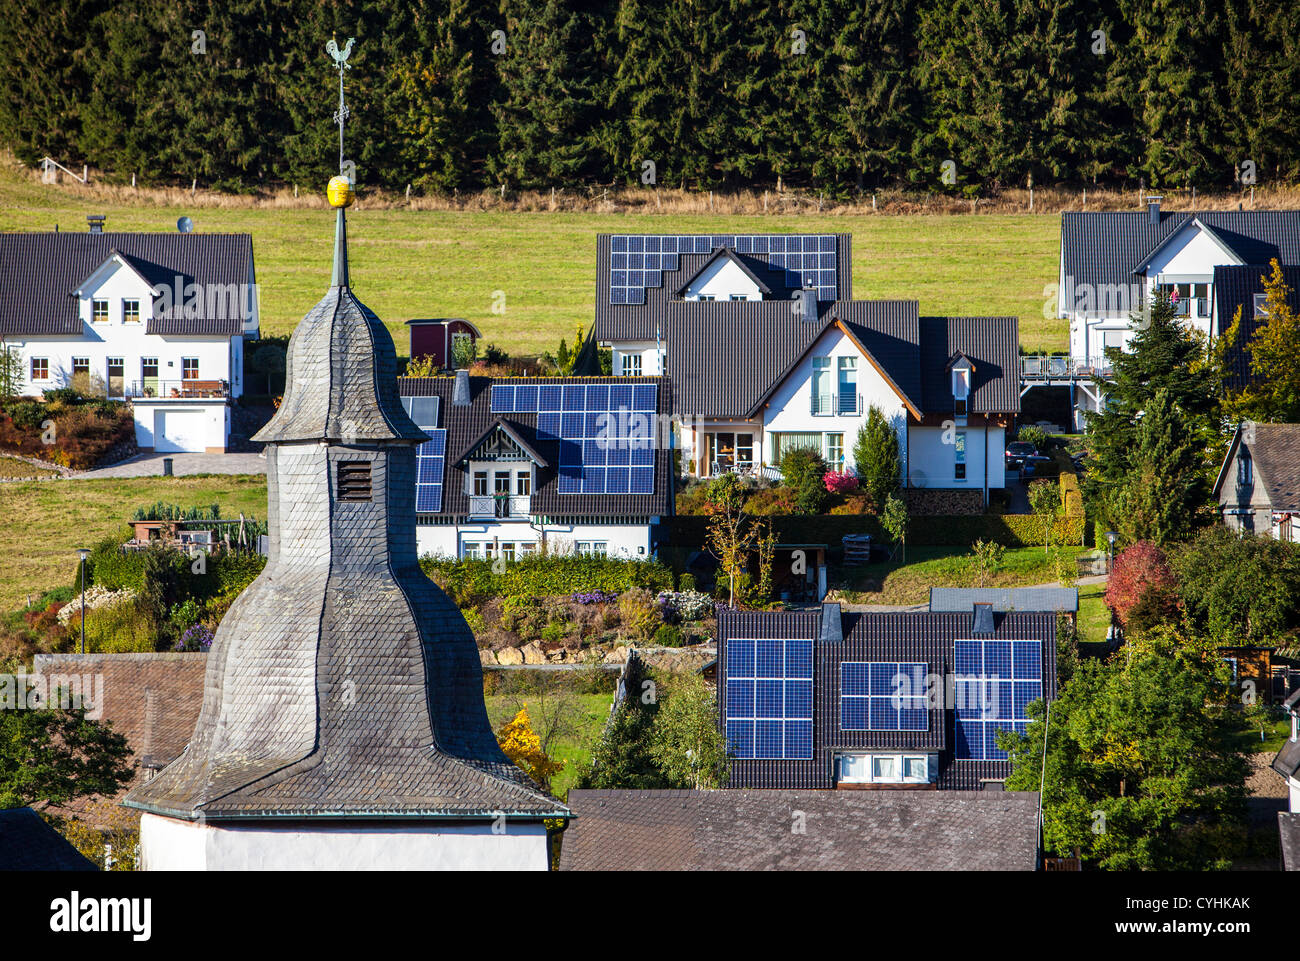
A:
406;318;482;369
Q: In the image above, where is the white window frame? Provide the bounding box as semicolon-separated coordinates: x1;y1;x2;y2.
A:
122;299;141;323
621;353;642;377
836;752;931;785
954;430;967;481
181;357;200;380
91;299;109;323
30;357;49;380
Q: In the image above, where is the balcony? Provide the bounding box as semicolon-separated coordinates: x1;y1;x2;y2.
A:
1021;355;1113;382
811;392;862;416
127;379;230;400
468;494;532;519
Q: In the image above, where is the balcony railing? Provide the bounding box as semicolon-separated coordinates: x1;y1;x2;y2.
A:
811;392;862;416
1021;356;1113;381
468;494;531;519
126;379;229;400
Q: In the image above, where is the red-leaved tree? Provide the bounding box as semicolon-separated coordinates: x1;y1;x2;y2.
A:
1105;541;1177;628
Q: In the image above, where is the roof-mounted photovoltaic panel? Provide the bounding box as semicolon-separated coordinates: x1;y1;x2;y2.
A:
490;382;658;495
725;637;814;760
840;662;929;732
953;638;1043;761
414;428;446;513
608;235;839;305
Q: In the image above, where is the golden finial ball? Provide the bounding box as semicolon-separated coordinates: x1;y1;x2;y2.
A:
327;175;354;208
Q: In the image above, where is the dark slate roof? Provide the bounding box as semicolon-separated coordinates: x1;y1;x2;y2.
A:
400;375;674;519
1281;813;1300;871
1212;263;1300;389
0;808;96;870
919;317;1020;415
1060;210;1300;291
254;284;427;445
559;789;1041;871
1215;422;1300;511
0;230;253;336
1273;736;1300;782
929;587;1078;614
592;233;852;343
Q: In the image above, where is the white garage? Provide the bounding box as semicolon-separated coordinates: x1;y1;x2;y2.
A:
132;401;229;453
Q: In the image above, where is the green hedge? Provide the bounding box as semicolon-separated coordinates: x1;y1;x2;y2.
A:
88;541;266;599
667;512;1087;551
420;553;673;607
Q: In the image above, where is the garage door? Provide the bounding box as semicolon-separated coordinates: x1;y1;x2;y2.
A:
155;410;207;452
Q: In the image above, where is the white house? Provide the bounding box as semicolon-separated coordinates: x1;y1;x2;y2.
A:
399;371;674;560
0;216;258;452
1056;203;1300;423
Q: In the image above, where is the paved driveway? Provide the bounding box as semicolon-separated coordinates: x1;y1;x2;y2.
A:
73;452;267;479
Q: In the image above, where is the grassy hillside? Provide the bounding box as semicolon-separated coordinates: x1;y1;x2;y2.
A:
0;475;267;612
0;167;1065;355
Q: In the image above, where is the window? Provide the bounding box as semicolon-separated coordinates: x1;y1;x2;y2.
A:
473;470;489;496
953;367;970;416
706;432;753;472
181;358;199;380
1238;453;1252;486
72;358;90;376
575;541;608;556
91;300;108;322
621;353;642;377
728;294;747;301
462;543;484;560
837;356;858;414
122;299;140;323
954;431;967;481
1253;293;1269;319
836;753;931;784
516;470;531;496
903;756;927;781
336;462;372;502
811;357;831;414
772;431;822;465
499;542;516;562
30;357;48;380
872;756;896;780
519;542;538;556
699;294;716;302
825;433;844;467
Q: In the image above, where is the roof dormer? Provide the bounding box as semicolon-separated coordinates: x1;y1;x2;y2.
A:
677;247;771;302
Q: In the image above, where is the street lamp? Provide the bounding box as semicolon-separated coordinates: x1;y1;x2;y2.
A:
77;548;89;654
1105;531;1116;574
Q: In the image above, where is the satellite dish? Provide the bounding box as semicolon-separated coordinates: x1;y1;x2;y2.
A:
177;216;194;234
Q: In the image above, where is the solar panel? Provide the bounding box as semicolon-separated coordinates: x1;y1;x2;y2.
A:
490;381;658;495
840;662;928;732
954;639;1043;761
608;235;839;305
725;637;814;760
414;428;446;513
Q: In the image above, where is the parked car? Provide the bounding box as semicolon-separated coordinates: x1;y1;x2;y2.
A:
1006;442;1051;473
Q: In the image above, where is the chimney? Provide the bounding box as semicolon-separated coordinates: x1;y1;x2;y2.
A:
452;368;471;407
1146;196;1162;225
818;602;843;643
793;284;818;323
972;602;995;635
86;214;106;233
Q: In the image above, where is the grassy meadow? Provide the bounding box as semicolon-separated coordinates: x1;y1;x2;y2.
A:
0;164;1065;355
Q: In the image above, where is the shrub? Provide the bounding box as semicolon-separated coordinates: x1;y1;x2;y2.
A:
618;588;660;643
540;620;569;644
853;406;902;506
84;599;157;653
779;446;826;489
656;590;714;623
174;623;214;652
1018;425;1049;451
746;485;799;515
678;573;696;592
460;606;487;635
168;599;203;633
823;469;859;494
1105;541;1177;629
572;590;618;605
652;624;685;647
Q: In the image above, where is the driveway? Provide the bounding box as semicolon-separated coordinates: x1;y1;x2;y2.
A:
72;451;267;479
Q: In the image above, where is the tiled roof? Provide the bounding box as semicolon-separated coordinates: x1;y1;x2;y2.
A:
400;375;674;519
1061;210;1300;291
559;789;1041;870
0;231;253;336
1212;263;1300;389
0;808;96;870
592;233;853;343
1281;813;1300;871
929;587;1078;614
1235;423;1300;512
919;316;1020;414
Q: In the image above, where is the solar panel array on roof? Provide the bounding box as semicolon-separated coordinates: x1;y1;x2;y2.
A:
840;662;929;732
608;234;838;305
954;639;1042;761
725;638;814;760
403;396;446;514
490;382;657;495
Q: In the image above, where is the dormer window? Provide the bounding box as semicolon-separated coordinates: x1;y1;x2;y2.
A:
1238;453;1252;486
122;299;140;323
953;367;970;416
1253;294;1269;319
92;299;108;322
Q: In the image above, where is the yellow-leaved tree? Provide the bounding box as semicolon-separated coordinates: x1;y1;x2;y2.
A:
496;706;564;791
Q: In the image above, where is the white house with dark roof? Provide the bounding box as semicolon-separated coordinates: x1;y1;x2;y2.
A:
584;233;1017;502
399;372;675;560
0;216;257;452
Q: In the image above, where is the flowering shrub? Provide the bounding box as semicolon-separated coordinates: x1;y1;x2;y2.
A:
656;590;714;623
174;623;214;652
823;469;859;494
56;585;137;625
572;590;618;605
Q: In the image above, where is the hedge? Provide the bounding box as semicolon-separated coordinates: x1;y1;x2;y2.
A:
420;553;674;606
667;512;1087;551
88;541;266;599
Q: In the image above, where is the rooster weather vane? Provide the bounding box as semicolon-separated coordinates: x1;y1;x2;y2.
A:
327;36;355;175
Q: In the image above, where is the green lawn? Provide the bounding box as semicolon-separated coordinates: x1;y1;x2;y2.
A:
0;475;267;612
0;455;58;479
484;692;614;801
1076;582;1112;650
836;544;1093;606
0;167;1066;356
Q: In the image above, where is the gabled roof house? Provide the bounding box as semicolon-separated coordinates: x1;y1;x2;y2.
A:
399;372;674;560
0;217;258;452
1213;422;1300;542
585;233;1018;503
1212;262;1300;390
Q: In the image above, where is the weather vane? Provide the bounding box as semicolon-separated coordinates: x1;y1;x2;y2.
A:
326;36;355;176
